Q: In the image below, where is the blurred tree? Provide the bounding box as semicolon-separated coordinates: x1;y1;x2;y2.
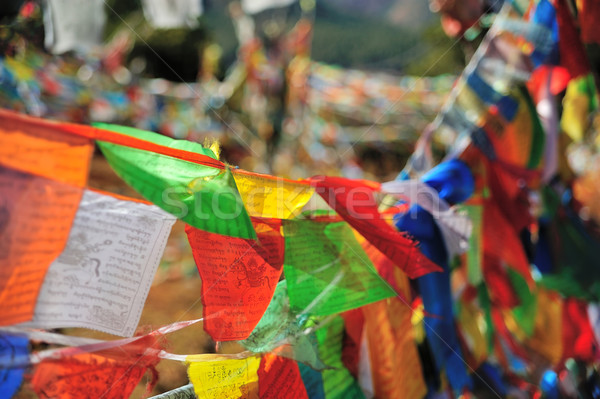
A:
129;27;208;82
311;1;421;72
0;0;24;19
403;23;465;76
103;0;209;82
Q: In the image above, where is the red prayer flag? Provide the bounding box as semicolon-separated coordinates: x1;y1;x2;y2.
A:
31;334;163;399
483;199;533;286
258;354;309;399
482;254;520;308
579;0;600;44
561;297;598;363
185;218;284;341
340;308;364;379
308;176;442;279
555;0;591;79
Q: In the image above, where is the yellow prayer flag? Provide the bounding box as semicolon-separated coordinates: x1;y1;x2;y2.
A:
561;75;597;143
233;173;314;219
526;289;563;365
186;355;261;399
458;302;488;367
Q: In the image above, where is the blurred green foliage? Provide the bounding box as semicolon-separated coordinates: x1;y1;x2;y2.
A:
403;24;466;76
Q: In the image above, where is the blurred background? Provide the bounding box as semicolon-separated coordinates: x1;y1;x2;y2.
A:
7;0;600;396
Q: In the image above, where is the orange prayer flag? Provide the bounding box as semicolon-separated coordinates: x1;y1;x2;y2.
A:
0;111;92;326
363;298;427;399
526;289;563;365
0;167;84;325
0;110;93;187
360;240;427;399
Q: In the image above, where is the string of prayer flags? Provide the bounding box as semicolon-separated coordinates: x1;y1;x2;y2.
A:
185;217;284;341
96;123;315;221
464;71;520;122
408;2;554;176
0;333;29;399
452;81;545;174
18;317;204;365
282;219;396;316
0;110;93;326
241;281;324;370
186;354;261;398
97;130;257;239
20;189;176;337
308;176;442;279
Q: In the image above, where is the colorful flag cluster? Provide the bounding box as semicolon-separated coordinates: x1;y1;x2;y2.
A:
2;0;600;398
0;107;439;397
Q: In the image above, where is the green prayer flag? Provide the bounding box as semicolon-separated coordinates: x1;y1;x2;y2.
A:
508;269;537;337
477;284;495;353
97;131;255;239
283;219;395;316
538;186;600;300
315;317;365;399
520;86;545;169
93;123;219;158
241;281;325;370
461;204;483;285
